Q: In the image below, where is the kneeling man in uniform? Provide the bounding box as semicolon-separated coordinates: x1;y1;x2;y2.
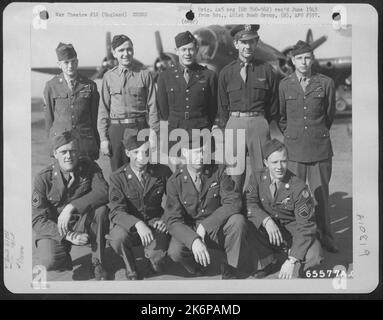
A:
244;139;323;279
32;130;109;280
107;129;172;280
163;136;247;279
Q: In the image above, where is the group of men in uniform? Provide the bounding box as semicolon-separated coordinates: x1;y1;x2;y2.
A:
33;24;337;281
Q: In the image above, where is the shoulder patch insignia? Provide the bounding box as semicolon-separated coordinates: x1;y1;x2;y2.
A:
296;190;314;218
32;191;41;208
110;187;123;203
296;203;310;218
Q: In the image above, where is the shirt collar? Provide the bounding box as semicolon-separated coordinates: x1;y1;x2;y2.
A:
186;166;203;182
62;73;78;85
179;62;198;73
295;71;312;82
117;64;133;76
130;164;147;180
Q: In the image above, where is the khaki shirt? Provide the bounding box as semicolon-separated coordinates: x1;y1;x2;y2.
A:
98;65;159;142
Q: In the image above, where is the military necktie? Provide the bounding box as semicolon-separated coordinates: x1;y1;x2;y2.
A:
139;171;146;188
269;180;278;199
194;173;202;193
122;68;129;106
67;172;75;189
69;79;76;91
300;76;308;92
184;68;190;84
240;62;248;83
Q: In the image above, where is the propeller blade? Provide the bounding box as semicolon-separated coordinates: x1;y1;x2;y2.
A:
306;29;314;44
310;35;328;51
106;32;113;60
155;31;164;58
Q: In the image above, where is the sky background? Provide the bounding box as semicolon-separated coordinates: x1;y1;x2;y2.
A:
31;24;351;97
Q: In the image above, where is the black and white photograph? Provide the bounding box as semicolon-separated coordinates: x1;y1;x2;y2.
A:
3;2;379;294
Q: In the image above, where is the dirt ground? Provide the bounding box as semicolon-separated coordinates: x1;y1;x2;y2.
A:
31;98;352;281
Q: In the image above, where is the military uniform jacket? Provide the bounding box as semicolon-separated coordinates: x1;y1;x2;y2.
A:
98;64;159;142
279;72;336;163
32;158;109;243
43;73;100;159
244;168;317;260
163;164;242;250
109;164;172;232
215;59;279;128
157;63;217;130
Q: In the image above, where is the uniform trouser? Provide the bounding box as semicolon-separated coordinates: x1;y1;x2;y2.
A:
167;214;247;274
248;220;323;270
108;220;170;276
109;120;148;172
225;116;271;192
36;206;109;271
288;159;334;243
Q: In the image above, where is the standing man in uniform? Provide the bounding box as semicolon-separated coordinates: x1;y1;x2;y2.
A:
157;31;217;165
163;136;248;279
98;34;159;172
214;24;279;192
43;43;100;160
32;131;109;280
107;129;172;280
244;139;323;279
279;41;337;252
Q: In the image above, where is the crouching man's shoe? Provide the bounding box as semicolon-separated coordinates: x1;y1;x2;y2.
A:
221;263;239;279
91;260;107;281
252;261;280;279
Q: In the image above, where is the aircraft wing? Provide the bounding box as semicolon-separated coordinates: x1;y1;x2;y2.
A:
32;67;99;79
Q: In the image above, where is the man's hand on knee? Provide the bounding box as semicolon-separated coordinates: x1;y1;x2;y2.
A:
58;204;76;236
153;219;168;234
135;221;154;247
191;238;210;267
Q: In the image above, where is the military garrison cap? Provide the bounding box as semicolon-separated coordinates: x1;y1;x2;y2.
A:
291;40;313;56
122;128;148;151
175;31;196;48
111;34;132;50
230;24;260;40
51;130;78;150
56;43;77;61
263;139;286;159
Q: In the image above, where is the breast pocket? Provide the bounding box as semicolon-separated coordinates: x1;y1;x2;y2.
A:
181;193;196;211
251;80;269;101
150;184;165;205
166;86;181;107
206;185;220;209
53;93;69;113
309;89;325;116
227;83;242;106
128;86;146;110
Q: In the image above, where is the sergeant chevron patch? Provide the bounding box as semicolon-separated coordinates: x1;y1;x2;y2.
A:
110;187;123;202
32;191;41;208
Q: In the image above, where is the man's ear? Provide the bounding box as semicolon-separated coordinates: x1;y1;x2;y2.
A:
125;149;130;158
263;158;268;167
53;150;58;160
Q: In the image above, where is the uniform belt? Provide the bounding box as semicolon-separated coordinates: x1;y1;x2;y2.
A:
230;111;264;117
110;117;146;124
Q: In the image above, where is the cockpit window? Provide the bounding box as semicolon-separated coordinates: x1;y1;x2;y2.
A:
193;28;218;61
